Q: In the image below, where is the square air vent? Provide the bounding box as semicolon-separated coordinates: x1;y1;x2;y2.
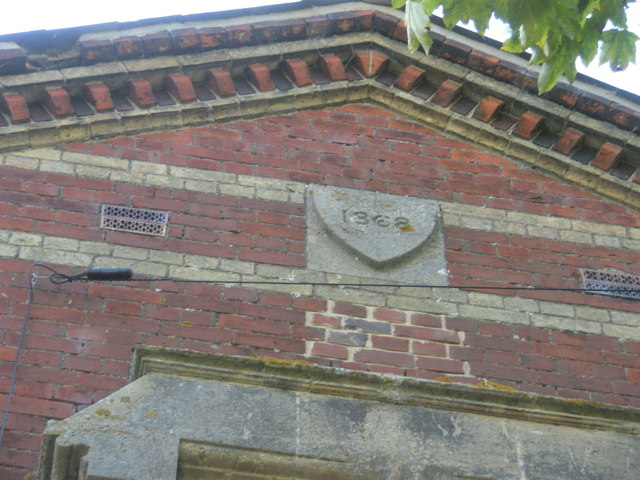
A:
580;269;640;300
100;205;169;236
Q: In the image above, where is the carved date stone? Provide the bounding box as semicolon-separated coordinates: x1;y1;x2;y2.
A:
306;186;447;284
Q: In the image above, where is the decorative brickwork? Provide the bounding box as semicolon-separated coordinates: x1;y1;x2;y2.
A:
1;2;640;479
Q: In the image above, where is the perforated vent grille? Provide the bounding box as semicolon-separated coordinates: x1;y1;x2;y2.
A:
100;205;169;236
580;269;640;300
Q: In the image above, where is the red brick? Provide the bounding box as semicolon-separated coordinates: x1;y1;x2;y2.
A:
333;302;367;318
113;36;144;59
225;25;254;46
553;128;584;155
412;341;447;357
166;74;197;103
352;50;389;78
473;96;504;123
105;300;142;317
199;27;228;49
318;54;347;81
207;69;236;97
127;78;156;107
432;80;461;107
142;32;172;56
311;342;348;359
373;308;405;323
394;325;459;343
44;88;74;117
285;59;313;87
246;64;275;92
354;349;413;367
171;28;201;52
371;335;409;352
394;65;424;91
417;357;464;374
8;394;75;419
234;331;304;353
78;373;127;391
592;143;622;171
513;112;543;139
1;93;30;123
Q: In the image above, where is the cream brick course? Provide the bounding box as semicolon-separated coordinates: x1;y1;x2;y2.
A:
219;259;255;275
575;306;610;323
113;245;150;260
43;237;80;251
79;243;112;255
111;171;145;183
183;254;220;270
387;296;457;315
504;297;539;313
19;148;62;161
559;230;593;244
603;323;639;339
169;265;239;282
169;166;235;184
571;220;627;237
530;314;602;334
468;292;504;308
0;245;18;257
5;155;38;169
21;247;92;266
131;162;168;175
62;151;128;169
492;221;528;236
9;232;42;246
256;189;290;202
2;226;638;339
593;235;622;248
219;184;255;198
458;304;529;325
610;310;640;327
316;286;387;307
76;165;112;179
40;160;74;174
149;250;185;266
539;302;575;318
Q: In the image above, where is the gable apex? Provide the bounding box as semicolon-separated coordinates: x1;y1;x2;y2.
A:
0;1;639;210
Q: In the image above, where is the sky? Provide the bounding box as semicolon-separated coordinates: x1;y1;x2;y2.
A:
1;0;639;96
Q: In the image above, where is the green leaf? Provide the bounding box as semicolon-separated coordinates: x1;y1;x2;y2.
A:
600;29;639;70
502;33;524;53
579;33;599;67
538;58;564;93
422;0;441;13
391;0;407;8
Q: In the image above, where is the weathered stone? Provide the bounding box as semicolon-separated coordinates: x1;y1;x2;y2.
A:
307;186;447;284
39;348;640;480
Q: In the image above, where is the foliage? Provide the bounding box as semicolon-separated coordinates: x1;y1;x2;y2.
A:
391;0;639;93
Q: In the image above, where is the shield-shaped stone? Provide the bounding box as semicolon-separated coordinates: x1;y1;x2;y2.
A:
309;186;440;268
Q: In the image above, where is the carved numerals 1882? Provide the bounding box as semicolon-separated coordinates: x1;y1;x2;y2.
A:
342;210;410;229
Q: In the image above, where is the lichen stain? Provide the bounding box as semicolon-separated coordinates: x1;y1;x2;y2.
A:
254;356;314;367
95;408;111;417
145;411;157;418
120;396;131;403
181;321;193;327
474;380;516;392
399;225;414;232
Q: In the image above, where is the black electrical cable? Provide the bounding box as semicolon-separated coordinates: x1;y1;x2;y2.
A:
27;264;640;293
1;263;638;447
0;264;37;447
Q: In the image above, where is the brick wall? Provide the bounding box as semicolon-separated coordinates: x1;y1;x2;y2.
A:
1;104;640;479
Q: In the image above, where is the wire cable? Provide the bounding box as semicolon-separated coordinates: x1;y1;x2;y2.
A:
28;264;640;294
0;264;38;447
